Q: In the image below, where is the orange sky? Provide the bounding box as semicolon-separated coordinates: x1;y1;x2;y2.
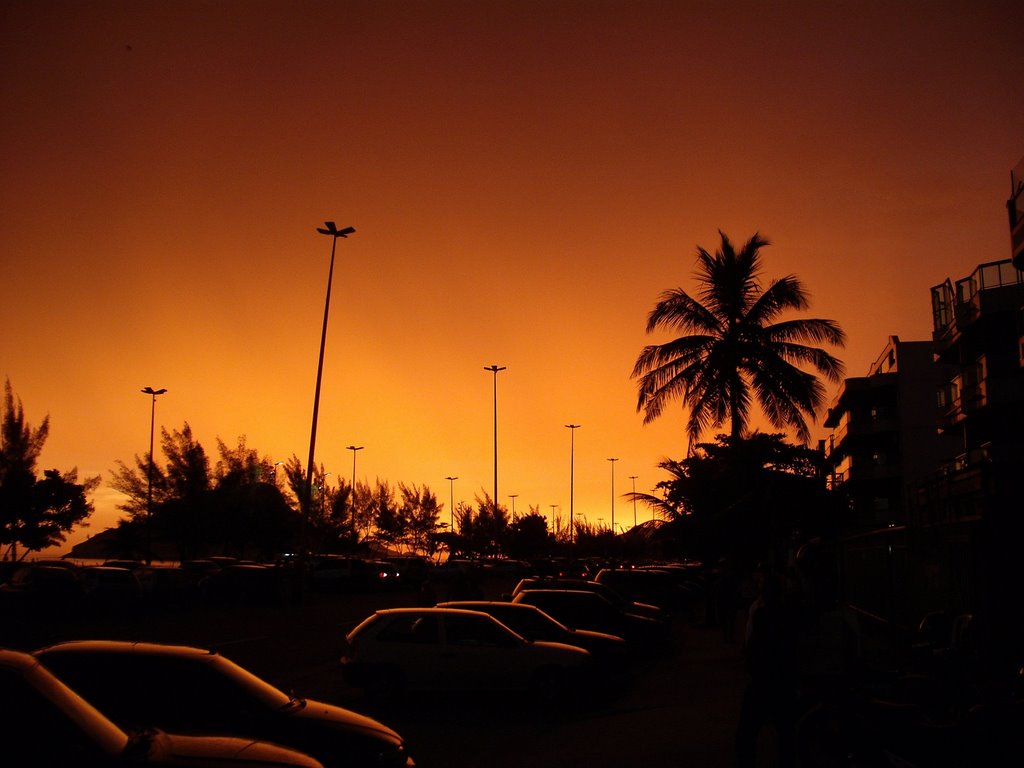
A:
3;1;1022;555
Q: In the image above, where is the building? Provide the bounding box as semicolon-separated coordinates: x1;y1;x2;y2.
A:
1009;157;1024;271
827;159;1024;677
823;336;960;531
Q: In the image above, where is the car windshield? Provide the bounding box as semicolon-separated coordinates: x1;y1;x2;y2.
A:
493;606;567;636
210;655;293;709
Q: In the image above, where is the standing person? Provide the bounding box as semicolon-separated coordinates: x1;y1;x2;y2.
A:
736;564;799;768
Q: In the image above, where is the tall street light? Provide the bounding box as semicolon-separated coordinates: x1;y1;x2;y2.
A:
629;475;639;528
565;424;580;544
304;221;355;557
141;386;167;564
484;365;506;513
445;476;459;531
607;458;618;533
346;445;363;495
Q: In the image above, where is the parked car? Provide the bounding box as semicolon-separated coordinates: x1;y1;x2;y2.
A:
81;566;144;612
199;564;285;602
341;607;593;701
436;600;629;670
34;640;413;768
0;562;84;616
510;576;668;622
512;589;671;649
308;557;402;593
593;568;686;612
0;647;324;768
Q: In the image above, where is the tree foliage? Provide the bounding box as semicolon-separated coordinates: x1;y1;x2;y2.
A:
633;231;845;447
631;432;827;567
0;379;98;560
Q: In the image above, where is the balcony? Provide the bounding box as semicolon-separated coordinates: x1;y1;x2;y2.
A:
931;260;1024;350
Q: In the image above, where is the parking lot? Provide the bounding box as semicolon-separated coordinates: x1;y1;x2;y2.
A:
4;574;749;768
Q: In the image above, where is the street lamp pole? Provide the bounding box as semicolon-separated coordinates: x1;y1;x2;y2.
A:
304;221;355;557
565;424;580;544
445;476;458;531
509;494;518;522
484;365;506;514
141;386;167;564
346;445;363;496
607;458;618;533
629;475;638;528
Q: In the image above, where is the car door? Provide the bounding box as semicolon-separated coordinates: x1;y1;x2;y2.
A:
371;613;444;690
438;613;523;691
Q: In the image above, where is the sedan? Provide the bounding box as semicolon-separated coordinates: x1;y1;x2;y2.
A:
510;576;669;622
0;647;323;768
512;589;671;650
436;600;630;670
341;607;592;701
34;640;413;768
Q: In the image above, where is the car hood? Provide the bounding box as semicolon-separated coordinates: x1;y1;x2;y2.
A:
572;628;626;644
289;699;403;745
153;731;323;767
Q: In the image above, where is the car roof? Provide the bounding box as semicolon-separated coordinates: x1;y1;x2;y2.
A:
0;647;39;672
374;606;494;617
515;589;610;603
438;600;537;611
35;640;217;659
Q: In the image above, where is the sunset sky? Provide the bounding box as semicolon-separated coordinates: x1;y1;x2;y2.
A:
3;1;1022;555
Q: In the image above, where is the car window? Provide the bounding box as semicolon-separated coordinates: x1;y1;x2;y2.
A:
377;615;440;644
444;614;517;648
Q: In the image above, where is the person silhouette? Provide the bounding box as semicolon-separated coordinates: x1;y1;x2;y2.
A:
736;563;799;768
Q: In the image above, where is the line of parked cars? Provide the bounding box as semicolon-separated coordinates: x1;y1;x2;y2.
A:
0;554;426;617
340;562;705;705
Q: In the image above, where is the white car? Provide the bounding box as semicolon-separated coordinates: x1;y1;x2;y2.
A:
341;607;592;701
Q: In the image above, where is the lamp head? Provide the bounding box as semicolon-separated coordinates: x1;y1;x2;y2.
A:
317;221;356;238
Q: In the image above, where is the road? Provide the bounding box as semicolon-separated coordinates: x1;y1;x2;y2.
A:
5;579;750;768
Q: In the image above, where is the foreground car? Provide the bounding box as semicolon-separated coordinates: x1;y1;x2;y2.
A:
35;641;413;768
0;648;323;768
341;607;592;701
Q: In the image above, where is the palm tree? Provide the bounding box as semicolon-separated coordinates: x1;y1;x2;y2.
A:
633;231;846;448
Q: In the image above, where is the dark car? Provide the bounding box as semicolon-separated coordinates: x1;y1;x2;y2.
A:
199;564;285;603
0;562;85;616
593;568;686;612
0;647;324;768
512;589;671;649
34;641;413;768
510;576;668;622
308;557;402;593
436;600;630;670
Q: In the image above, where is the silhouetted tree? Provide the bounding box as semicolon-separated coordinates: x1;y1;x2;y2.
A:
0;379;98;560
632;432;826;568
506;508;550;558
369;480;402;553
633;231;845;448
210;437;296;559
398;482;441;556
